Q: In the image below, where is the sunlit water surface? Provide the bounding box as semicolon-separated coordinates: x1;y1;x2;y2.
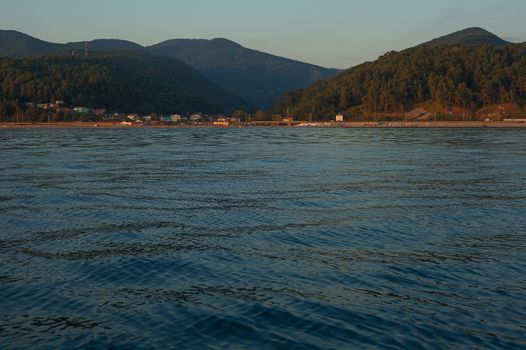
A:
1;128;525;349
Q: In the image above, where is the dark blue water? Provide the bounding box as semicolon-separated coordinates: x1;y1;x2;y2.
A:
1;128;525;349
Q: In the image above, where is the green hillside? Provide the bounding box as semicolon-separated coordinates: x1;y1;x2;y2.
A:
0;30;340;110
423;27;511;46
0;51;249;118
274;43;526;119
147;38;340;108
0;30;62;58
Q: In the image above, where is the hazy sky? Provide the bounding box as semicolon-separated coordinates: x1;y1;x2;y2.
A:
1;0;525;68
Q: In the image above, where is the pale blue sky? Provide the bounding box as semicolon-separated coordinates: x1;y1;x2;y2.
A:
1;0;525;68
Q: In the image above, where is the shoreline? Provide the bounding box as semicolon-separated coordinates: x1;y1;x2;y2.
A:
2;121;526;129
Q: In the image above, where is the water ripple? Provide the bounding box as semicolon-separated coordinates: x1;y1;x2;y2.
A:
1;128;526;349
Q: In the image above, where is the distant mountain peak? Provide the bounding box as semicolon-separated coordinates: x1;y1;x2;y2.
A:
209;37;242;46
66;38;144;51
460;27;493;34
423;27;511;46
147;38;340;108
153;37;243;50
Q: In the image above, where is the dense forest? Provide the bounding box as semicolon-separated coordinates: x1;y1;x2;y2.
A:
148;38;340;108
0;30;340;109
0;51;249;121
274;44;526;119
422;27;511;47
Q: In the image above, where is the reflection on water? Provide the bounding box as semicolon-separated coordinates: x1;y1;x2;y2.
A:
1;128;526;349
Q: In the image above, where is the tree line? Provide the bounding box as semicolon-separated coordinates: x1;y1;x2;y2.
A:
274;44;526;119
0;51;248;122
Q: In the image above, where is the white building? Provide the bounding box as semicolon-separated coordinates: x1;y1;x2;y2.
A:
190;114;203;121
336;114;344;122
74;107;90;114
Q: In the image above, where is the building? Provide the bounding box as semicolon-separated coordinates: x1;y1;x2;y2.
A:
74;107;90;114
213;117;229;126
336;114;344;122
159;115;183;123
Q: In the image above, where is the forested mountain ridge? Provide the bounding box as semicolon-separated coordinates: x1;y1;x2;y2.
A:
0;30;340;109
274;42;526;119
0;30;62;58
147;38;341;108
422;27;511;47
67;39;144;51
0;51;249;118
2;27;522;118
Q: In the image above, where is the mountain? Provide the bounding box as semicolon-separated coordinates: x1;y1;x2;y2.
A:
0;31;340;109
274;35;526;119
0;30;61;58
422;27;511;46
146;38;340;108
0;30;145;56
66;39;144;51
0;51;249;117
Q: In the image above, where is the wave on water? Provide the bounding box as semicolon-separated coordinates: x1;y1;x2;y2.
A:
1;128;526;349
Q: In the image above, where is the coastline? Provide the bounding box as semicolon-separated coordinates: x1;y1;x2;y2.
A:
2;121;526;129
0;121;526;130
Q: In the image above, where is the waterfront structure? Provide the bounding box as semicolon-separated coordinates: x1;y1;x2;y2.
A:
74;107;90;114
190;114;203;121
213;118;229;126
336;114;344;122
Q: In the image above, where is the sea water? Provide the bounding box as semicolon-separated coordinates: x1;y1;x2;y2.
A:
1;128;525;349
